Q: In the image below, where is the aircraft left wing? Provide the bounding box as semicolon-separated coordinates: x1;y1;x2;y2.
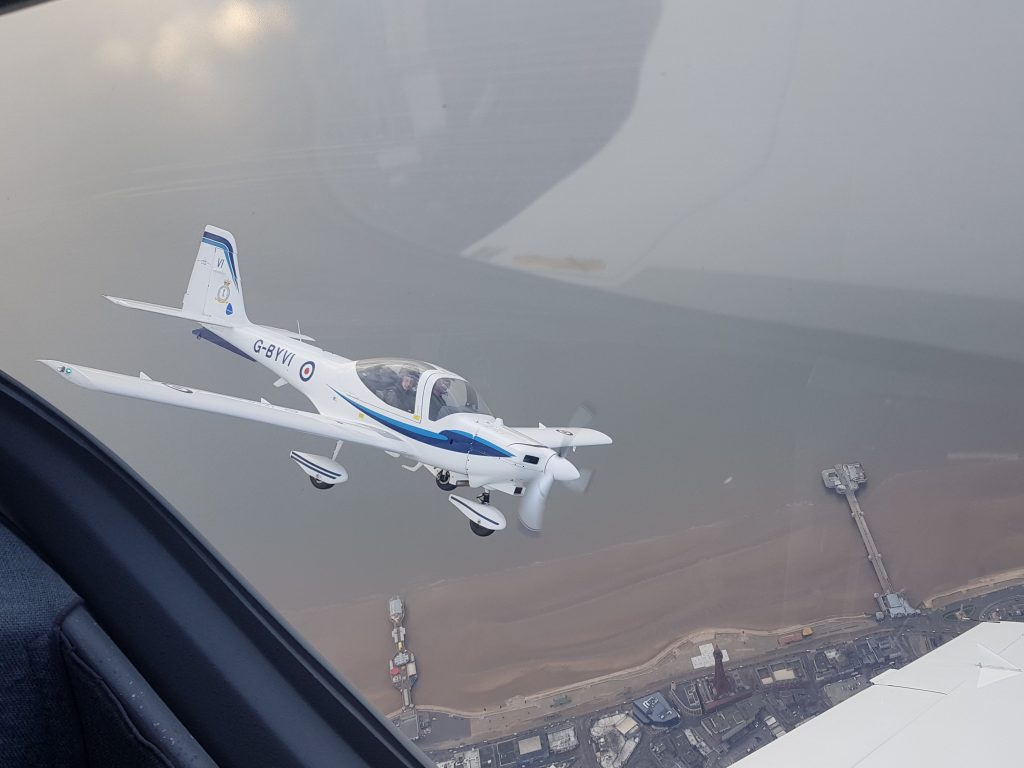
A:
39;360;400;450
512;426;613;450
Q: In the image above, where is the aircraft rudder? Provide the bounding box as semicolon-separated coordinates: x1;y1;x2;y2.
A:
182;225;249;324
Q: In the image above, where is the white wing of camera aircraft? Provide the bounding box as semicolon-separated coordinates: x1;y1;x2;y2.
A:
40;226;611;536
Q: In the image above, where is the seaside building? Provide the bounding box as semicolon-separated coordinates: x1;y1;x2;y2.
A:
632;691;680;727
546;725;578;753
590;713;640;768
670;680;702;717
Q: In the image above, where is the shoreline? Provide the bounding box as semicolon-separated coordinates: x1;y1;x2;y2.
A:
400;574;1024;749
389;613;875;719
920;566;1024;609
293;459;1024;715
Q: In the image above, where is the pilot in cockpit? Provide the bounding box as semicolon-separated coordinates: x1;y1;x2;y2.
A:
429;378;451;419
382;369;419;412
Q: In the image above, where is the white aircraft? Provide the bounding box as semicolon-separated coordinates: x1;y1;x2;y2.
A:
40;226;611;537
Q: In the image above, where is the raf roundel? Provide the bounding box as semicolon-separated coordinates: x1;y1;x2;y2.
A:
299;360;316;382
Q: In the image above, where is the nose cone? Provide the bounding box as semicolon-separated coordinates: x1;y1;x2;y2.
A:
547;455;581;482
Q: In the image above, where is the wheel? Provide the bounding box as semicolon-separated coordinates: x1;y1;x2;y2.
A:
469;521;494;537
309;476;333;490
435;470;457;492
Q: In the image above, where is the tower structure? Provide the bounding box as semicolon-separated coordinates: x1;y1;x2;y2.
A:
713;645;732;697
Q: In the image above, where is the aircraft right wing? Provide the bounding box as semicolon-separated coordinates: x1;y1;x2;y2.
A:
38;360;400;450
511;426;613;450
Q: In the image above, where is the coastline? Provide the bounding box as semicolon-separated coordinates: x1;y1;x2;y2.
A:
920;566;1024;609
289;461;1024;714
386;613;874;720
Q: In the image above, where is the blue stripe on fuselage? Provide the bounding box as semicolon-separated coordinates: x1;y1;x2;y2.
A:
331;388;512;457
448;430;514;458
203;231;238;285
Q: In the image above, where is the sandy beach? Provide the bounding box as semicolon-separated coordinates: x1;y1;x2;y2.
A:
287;461;1024;714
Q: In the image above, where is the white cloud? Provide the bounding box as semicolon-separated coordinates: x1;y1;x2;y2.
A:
97;1;294;85
95;38;139;74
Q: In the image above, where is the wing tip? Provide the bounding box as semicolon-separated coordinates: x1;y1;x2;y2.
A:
37;359;95;388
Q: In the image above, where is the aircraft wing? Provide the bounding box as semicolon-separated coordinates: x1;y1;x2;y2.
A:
39;360;400;450
513;426;613;449
734;621;1024;767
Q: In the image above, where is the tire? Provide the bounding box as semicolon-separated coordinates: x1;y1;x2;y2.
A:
469;521;494;537
435;471;457;492
309;477;333;490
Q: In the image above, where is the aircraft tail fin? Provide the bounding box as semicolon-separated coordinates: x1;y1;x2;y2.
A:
181;226;249;324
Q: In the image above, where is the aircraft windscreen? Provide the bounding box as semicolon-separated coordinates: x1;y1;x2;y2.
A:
428;378;490;421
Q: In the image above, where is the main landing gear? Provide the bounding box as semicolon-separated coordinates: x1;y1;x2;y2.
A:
447;490;507;536
435;469;457;491
469;491;494;537
310;477;334;490
469;521;494;537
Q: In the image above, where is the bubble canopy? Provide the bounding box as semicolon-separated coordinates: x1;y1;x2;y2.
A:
354;359;490;419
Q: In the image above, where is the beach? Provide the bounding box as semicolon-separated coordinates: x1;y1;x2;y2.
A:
287;460;1024;714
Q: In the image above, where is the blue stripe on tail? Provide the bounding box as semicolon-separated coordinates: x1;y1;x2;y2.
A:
202;231;238;285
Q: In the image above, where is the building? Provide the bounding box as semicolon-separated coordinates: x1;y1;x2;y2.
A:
615;715;640;737
633;691;681;727
546;725;578;754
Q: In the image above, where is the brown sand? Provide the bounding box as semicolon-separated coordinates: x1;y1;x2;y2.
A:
287;462;1024;714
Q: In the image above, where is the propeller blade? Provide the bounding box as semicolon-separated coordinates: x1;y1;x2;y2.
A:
519;471;554;532
555;402;596;457
567;402;595;429
564;467;593;494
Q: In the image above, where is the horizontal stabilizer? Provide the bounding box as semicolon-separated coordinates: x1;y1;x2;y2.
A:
38;360;400;449
106;298;313;343
259;325;315;342
105;296;237;327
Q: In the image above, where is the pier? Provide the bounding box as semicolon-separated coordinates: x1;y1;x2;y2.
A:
388;596;422;740
822;463;918;619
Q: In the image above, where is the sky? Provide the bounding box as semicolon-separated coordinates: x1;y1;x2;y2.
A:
2;0;1024;618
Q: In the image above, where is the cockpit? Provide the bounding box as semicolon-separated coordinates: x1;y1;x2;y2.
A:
426;377;489;420
354;359;490;420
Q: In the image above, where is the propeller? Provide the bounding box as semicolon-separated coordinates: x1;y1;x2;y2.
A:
518;454;580;533
557;402;596;493
518;402;598;533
